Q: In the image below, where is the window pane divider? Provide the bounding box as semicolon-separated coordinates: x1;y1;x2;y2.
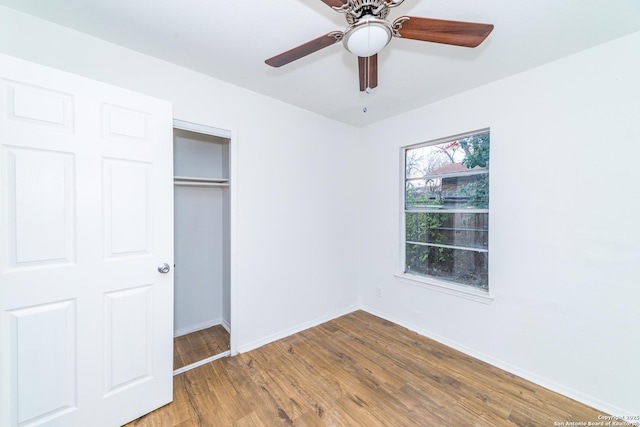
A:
405;241;488;253
405;209;489;214
432;227;488;232
406;170;488;181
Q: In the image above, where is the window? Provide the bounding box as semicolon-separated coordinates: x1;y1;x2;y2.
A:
403;130;490;292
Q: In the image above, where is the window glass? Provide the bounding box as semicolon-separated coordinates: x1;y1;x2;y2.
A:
404;131;489;290
406;212;488;250
405;244;488;289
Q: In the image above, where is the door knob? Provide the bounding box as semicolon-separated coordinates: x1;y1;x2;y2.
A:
157;263;171;274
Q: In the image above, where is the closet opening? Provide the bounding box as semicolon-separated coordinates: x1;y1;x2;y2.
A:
172;120;232;375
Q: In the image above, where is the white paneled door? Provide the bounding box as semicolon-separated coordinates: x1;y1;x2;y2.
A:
0;54;174;426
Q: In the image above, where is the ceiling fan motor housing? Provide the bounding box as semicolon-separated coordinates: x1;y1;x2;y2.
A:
339;0;406;23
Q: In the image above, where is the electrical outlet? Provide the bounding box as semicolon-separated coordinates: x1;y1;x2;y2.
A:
376;286;383;297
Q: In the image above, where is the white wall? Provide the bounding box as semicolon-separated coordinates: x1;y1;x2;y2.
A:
0;7;361;352
358;31;640;416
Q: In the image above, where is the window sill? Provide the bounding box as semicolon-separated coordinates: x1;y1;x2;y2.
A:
394;273;494;304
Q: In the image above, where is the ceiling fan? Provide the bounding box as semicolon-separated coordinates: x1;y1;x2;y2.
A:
265;0;494;92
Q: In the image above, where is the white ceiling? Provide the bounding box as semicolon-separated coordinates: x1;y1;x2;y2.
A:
2;0;640;127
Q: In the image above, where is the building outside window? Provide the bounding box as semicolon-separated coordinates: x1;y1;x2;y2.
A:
403;130;490;290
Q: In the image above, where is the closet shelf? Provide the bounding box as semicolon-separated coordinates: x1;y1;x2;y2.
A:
174;176;229;187
174;175;228;183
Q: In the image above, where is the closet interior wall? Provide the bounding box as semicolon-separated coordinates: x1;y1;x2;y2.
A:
173;128;230;337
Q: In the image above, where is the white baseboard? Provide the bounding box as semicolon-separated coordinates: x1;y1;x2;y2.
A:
236;304;360;354
174;318;222;338
360;304;637;422
221;317;231;334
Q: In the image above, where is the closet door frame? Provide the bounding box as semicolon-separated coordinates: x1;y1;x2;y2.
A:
172;119;237;356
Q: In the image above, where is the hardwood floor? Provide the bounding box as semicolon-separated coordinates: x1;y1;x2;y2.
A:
129;311;604;426
174;325;230;370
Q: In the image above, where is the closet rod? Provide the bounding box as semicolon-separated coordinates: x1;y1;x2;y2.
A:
174;181;229;188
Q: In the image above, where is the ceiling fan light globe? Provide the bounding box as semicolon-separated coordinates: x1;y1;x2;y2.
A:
344;18;392;57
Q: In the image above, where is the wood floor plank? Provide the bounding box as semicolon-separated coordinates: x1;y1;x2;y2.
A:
174;325;230;370
233;412;267;427
293;328;432;426
253;341;349;425
127;311;609;426
332;312;571;422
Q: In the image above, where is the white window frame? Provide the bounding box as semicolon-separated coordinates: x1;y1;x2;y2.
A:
395;129;493;304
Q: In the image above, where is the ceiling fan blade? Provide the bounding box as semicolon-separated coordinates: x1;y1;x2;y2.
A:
358;55;378;92
393;16;494;48
265;32;343;67
320;0;347;7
